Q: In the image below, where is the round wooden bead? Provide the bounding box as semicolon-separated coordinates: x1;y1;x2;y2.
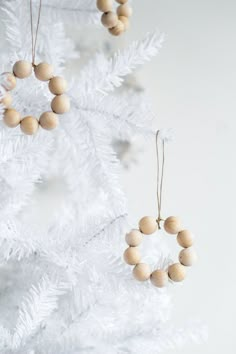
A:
49;76;68;95
51;94;70;114
118;16;129;30
139;216;157;235
39;112;58;130
34;62;54;81
0;92;12;108
20;116;39;135
1;73;17;91
168;263;186;282
97;0;112;12
123;247;141;265
164;216;182;235
109;20;125;36
151;270;168;288
177;230;194;248
3;109;21;128
13;60;32;79
116;0;128;3
117;4;133;17
133;263;151;281
179;248;197;267
101;11;118;28
125;229;143;247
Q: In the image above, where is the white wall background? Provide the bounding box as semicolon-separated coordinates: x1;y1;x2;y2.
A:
122;1;236;353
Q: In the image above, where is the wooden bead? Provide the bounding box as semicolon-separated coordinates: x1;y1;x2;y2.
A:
123;247;141;265
49;76;68;95
109;20;125;36
97;0;112;12
0;92;12;108
39;112;58;130
117;4;133;18
151;270;168;288
13;60;32;79
125;229;143;246
164;216;182;235
101;11;118;28
168;263;186;282
51;94;70;114
20;116;39;135
3;109;21;128
34;62;54;81
177;230;194;248
1;73;17;91
116;0;128;3
179;248;197;267
139;216;157;235
119;16;129;31
133;263;151;281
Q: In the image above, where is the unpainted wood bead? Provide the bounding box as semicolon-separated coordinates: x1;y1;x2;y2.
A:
125;229;143;246
177;230;194;248
151;270;168;288
133;263;151;281
101;11;118;28
179;248;197;267
116;0;128;3
123;247;141;265
164;216;182;235
168;263;186;282
1;72;17;91
51;94;70;114
0;92;12;108
118;16;129;31
3;109;21;128
139;216;157;235
13;60;32;79
117;4;133;18
20;116;39;135
39;111;58;130
109;20;125;36
49;76;68;95
34;62;54;81
97;0;112;12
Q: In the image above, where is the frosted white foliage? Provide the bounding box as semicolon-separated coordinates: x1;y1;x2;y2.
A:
0;1;205;353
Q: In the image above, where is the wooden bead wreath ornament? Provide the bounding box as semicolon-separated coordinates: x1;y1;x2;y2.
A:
97;0;132;36
0;0;70;135
123;130;197;288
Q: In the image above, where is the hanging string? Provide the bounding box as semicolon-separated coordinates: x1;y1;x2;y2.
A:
156;130;165;229
30;0;42;66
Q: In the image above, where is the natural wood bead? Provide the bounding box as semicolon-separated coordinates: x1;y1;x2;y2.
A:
97;0;112;12
101;11;118;28
125;229;143;247
109;20;125;36
1;73;17;91
139;216;157;235
164;216;182;235
116;0;128;3
0;92;12;108
34;62;54;81
20;116;39;135
133;263;151;281
123;247;141;265
177;230;194;248
151;270;168;288
117;4;133;18
49;76;68;95
179;248;197;267
119;16;129;31
168;263;186;282
39;112;58;130
51;94;70;114
13;60;32;79
3;109;21;128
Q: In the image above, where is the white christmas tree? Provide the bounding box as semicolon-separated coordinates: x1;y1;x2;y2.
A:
0;1;207;353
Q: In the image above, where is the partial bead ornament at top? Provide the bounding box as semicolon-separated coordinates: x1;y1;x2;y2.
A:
34;62;54;81
139;216;157;235
13;60;32;79
164;216;182;235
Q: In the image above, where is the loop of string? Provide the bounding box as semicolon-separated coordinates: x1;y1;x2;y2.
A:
156;130;165;229
30;0;42;66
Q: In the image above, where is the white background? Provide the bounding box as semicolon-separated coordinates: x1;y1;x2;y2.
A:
121;1;236;353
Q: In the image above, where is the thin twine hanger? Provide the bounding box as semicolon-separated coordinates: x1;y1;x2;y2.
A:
156;130;165;229
30;0;42;66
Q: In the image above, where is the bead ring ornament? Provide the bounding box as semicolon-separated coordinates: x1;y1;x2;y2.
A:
123;130;197;288
0;0;70;135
